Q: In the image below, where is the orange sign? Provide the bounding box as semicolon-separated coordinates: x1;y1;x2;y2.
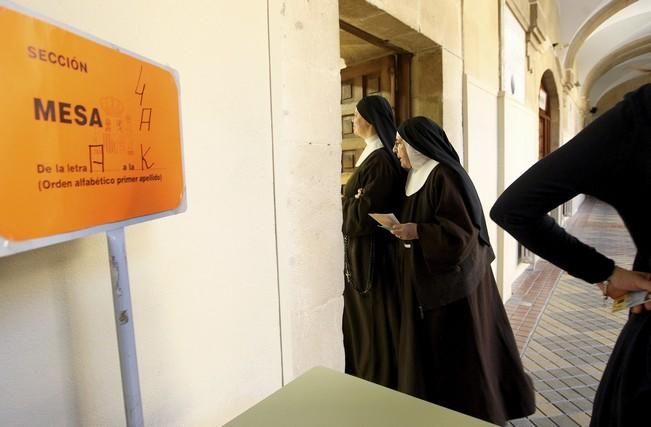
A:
0;5;185;242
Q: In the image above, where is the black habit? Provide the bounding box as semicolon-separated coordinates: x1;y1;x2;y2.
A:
342;149;403;388
342;96;404;388
397;117;535;425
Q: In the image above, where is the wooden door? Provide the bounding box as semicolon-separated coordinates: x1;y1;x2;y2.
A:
538;85;551;159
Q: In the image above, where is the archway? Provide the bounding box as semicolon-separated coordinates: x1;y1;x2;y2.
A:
539;69;560;158
539;69;566;221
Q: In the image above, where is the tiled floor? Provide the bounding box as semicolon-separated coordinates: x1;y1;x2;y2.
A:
505;198;633;427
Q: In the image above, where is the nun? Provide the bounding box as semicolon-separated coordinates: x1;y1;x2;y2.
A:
342;95;405;388
391;116;535;425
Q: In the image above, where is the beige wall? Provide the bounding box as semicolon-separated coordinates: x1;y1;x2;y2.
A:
412;47;443;124
463;0;500;91
0;1;343;426
442;49;465;161
527;2;567;128
506;0;531;25
367;0;462;57
534;0;561;51
360;0;465;158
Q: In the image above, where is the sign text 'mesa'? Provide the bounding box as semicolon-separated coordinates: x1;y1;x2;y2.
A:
33;98;103;127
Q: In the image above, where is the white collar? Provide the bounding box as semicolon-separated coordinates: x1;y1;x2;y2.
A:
405;143;439;196
355;135;383;167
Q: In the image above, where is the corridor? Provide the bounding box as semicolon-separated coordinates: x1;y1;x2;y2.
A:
505;198;633;427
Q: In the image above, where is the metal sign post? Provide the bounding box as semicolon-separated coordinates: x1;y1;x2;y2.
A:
107;227;144;427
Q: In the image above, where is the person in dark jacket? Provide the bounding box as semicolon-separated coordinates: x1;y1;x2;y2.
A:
391;116;535;425
490;83;651;427
341;95;404;388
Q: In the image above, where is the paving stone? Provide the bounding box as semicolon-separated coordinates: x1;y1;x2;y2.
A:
509;418;536;427
547;414;580;427
544;379;567;390
554;401;581;415
561;377;583;388
557;388;581;401
574;386;596;400
540;390;564;403
569;412;592;426
571;398;594;412
530;417;559;427
504;199;630;425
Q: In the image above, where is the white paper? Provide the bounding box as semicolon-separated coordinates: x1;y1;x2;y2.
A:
368;213;400;231
611;290;651;312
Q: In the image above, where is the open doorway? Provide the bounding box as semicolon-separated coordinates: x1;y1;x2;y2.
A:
538;84;552;159
538;70;560;158
338;0;445;189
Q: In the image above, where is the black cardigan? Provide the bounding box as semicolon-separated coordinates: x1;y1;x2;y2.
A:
491;83;651;283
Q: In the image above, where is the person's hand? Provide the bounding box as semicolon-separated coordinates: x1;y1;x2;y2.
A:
631;299;651;313
603;266;651;313
391;223;418;240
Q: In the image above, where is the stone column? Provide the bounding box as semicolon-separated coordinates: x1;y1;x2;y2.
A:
267;0;345;382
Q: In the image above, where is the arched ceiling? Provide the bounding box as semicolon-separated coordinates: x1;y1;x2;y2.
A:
589;52;651;100
556;0;651;106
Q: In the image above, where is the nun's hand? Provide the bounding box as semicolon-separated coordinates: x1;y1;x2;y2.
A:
391;223;418;240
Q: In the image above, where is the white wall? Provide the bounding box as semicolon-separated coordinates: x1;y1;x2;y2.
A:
463;76;499;251
496;93;539;298
0;1;344;426
502;5;526;103
442;50;464;164
562;95;586;215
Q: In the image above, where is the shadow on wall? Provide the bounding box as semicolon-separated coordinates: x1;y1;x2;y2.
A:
0;236;110;425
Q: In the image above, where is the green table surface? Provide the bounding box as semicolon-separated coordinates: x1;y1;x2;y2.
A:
224;366;496;426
